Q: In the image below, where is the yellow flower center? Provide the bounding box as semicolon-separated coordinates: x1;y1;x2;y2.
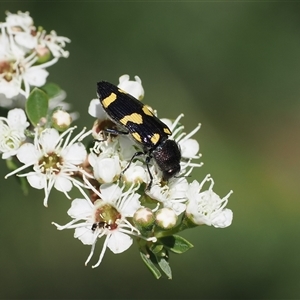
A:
93;201;121;231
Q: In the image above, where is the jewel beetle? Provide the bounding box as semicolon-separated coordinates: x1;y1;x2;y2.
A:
96;81;181;188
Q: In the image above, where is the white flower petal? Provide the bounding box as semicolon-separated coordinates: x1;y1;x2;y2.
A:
100;183;122;203
7;108;28;130
17;143;39;164
88;99;107;119
23;68;48;87
39;128;59;152
211;208;233;228
27;173;45;189
118;74;144;100
107;231;133;254
165;201;186;216
148;177;188;215
6;11;33;28
15;32;37;49
186;176;233;227
68;198;93;218
88;152;97;167
160;118;172;128
121;193;141;217
118;136;137;161
186;180;200;200
0;79;21;98
74;227;95;245
179;138;199;158
62;143;87;164
2;150;16;159
123;163;147;184
94;157;121;183
54;176;72;192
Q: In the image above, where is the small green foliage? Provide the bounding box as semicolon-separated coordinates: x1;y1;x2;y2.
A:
157;255;172;279
139;234;193;279
159;235;194;254
40;82;62;98
140;251;161;279
150;243;164;254
26;88;49;126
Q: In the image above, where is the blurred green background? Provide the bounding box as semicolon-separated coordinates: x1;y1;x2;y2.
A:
1;2;300;299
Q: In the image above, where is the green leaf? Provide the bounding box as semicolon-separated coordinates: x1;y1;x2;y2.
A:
157;256;172;279
150;243;164;254
40;82;62;98
140;251;161;279
159;235;194;254
26;88;49;126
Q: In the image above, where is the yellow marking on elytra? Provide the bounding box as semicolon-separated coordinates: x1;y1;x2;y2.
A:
163;127;171;135
132;132;142;142
118;88;127;94
151;133;160;145
142;105;154;116
120;113;143;125
102;93;117;108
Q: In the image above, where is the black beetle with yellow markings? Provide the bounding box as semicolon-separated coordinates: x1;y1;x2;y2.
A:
97;81;181;188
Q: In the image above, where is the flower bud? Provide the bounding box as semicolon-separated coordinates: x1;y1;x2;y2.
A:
52;110;72;131
133;207;155;229
35;45;51;63
155;207;177;229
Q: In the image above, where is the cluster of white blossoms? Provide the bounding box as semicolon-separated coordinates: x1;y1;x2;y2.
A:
0;12;233;279
0;11;70;107
51;75;233;270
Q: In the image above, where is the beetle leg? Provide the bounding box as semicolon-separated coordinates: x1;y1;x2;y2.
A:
104;128;129;135
145;155;153;190
122;151;144;176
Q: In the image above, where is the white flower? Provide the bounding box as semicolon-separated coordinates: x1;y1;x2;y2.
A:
0;92;25;109
147;177;189;215
4;15;37;53
0;50;51;99
88;98;106;119
0;108;29;159
118;74;144;100
88;152;122;183
2;11;70;58
89;126;146;184
186;174;233;228
37;30;70;58
52;183;151;268
160;114;202;177
161;114;201;160
14;31;37;50
0;76;21;101
122;161;148;184
0;11;70;100
5;11;33;30
5;126;88;207
22;66;49;87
